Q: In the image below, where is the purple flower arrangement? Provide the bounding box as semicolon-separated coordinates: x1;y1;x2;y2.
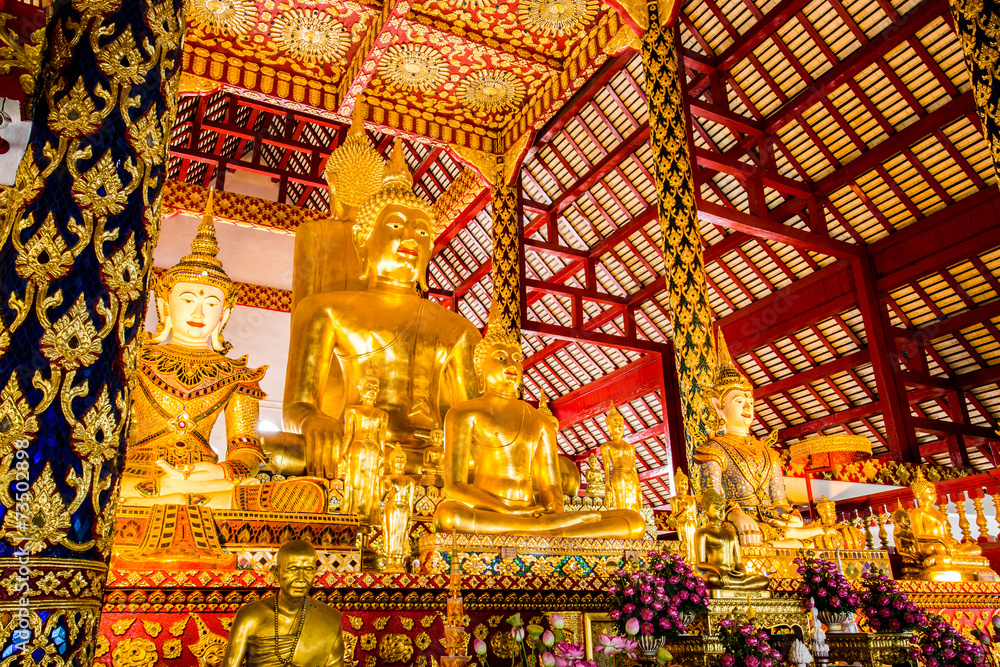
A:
474;613;639;667
793;554;859;614
910;613;988;667
717;616;782;667
856;570;925;633
607;550;709;638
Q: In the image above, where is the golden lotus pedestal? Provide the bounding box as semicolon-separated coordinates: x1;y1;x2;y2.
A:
658;635;726;667
825;632;916;667
684;595;811;636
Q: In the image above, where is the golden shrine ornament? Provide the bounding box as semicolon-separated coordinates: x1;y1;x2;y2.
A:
270;9;347;64
519;0;598;37
458;69;525;111
188;0;256;35
379;44;448;92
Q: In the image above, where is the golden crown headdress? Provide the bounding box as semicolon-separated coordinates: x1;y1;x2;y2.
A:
325;98;384;212
707;329;753;399
189;614;226;665
354;137;434;242
700;486;725;512
674;467;689;488
910;469;935;499
606;401;624;430
357;364;379;393
387;442;407;466
156;188;239;309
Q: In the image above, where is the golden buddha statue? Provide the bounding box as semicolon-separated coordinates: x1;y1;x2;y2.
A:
671;468;699;563
421;427;445;486
812;496;865;551
283;137;481;477
695;488;769;591
120;192;265;507
222;540;344;667
340;365;388;524
601;402;642;512
380;443;416;572
432;317;645;538
694;331;823;547
584;453;606;497
894;471;995;582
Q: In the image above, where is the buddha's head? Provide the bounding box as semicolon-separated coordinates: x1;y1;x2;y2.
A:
388;443;407;474
358;365;380;405
701;488;726;522
273;539;319;601
354;139;434;291
606;402;625;440
152;190;238;352
324;99;384;219
675;468;689;496
429;428;444;449
893;507;911;533
815;496;836;526
708;330;754;433
910;470;937;508
473;326;523;396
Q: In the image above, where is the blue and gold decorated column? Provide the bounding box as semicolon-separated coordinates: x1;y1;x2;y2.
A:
950;0;1000;180
0;0;185;660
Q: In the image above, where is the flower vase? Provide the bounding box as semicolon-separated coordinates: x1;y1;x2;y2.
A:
816;610;854;633
637;635;663;656
678;612;696;634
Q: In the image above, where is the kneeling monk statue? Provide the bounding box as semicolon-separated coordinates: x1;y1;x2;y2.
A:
223;540;344;667
432;318;645;539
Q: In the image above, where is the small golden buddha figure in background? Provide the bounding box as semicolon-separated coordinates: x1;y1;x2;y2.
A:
284;138;481;478
119;192;265;508
421;428;445;486
223;540;344;667
380;444;416;572
601;403;642;512
340;366;388;524
895;471;995;581
812;496;865;551
671;468;699;563
432;319;645;538
694;331;823;547
584;453;606;497
695;489;770;591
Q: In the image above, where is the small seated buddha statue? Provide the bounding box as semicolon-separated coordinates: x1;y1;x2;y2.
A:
602;403;642;512
119;193;263;506
895;471;995;582
694;331;823;547
671;468;699;563
432;315;646;538
222;540;344;667
812;496;866;551
420;428;445;486
380;443;416;572
584;453;606;497
695;488;770;591
340;365;388;525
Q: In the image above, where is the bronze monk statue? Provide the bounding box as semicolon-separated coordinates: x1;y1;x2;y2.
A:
432;320;645;538
283;137;480;477
222;540;344;667
695;489;769;591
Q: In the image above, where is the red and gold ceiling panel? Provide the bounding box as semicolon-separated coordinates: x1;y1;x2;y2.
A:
181;0;621;150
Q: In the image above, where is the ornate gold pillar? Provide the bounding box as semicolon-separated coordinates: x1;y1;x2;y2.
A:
639;0;716;469
489;179;525;336
950;0;1000;181
0;0;185;659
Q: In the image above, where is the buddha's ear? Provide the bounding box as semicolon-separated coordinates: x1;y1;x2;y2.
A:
210;307;233;353
710;396;723;415
149;297;171;344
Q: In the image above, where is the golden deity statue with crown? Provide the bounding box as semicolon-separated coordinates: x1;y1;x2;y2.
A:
694;331;823;547
282;101;480;478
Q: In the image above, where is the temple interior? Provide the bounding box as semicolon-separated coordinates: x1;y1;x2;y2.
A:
1;0;1000;664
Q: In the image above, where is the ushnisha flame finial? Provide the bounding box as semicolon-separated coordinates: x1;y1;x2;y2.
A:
324;96;384;211
708;329;753;399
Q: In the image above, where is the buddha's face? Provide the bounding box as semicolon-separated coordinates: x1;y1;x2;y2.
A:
705;497;725;522
480;342;523;395
165;282;227;348
360;380;379;405
916;485;937;507
817;502;835;525
390;454;406;474
429;429;444;448
364;204;432;286
275;552;318;600
719;389;755;430
608;416;625;440
676;477;688;495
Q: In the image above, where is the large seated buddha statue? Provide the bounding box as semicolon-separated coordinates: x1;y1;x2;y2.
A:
432;314;646;538
694;332;823;547
119;193;327;514
894;471;995;582
283;132;480;477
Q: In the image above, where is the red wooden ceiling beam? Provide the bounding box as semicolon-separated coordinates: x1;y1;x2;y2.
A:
688;100;764;136
755;348;871;400
911;417;997;441
551;355;662;429
522;320;668;354
524;279;627;307
894;299;1000;346
695;148;813;199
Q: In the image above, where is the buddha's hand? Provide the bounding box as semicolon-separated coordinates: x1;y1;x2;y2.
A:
507;504;548;517
728;508;763;545
302;413;343;479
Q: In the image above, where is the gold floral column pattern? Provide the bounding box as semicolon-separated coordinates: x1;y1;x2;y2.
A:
950;0;1000;181
639;0;715;470
0;0;185;660
490;180;523;337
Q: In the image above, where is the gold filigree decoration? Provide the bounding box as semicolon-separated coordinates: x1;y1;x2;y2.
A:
112;619;136;635
163;639;183;659
169;617;190;637
346;615;364;630
519;0;597;37
373;616;390;631
49;78;103;138
0;12;44;109
15;212;75;284
270;9;346;65
95;635;110;658
379;44;448;92
360;633;377;651
0;373;38;453
188;0;256;35
71;386;120;463
39;294;103;370
2;464;71;553
141;620;162;637
415;631;432;651
458;70;525;111
102;234;144;302
379;634;414;664
112;637;158;667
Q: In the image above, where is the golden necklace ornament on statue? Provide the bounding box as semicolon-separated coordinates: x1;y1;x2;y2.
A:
273;595;306;667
